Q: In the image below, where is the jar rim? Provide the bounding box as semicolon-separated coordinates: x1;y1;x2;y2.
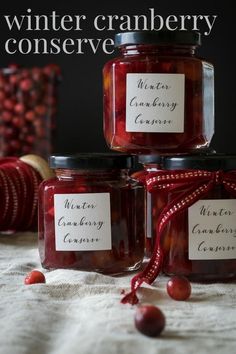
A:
163;153;236;171
138;154;163;165
115;30;201;48
49;153;137;170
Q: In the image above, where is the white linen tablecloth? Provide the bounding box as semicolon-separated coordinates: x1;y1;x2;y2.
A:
1;232;236;354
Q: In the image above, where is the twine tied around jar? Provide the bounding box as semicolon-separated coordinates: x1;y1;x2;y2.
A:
121;169;236;305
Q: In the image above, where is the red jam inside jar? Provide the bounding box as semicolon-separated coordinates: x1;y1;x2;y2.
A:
159;154;236;281
132;155;166;259
103;31;214;154
38;153;145;274
0;64;60;159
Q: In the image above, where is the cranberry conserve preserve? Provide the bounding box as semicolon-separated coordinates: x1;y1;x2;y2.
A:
156;154;236;281
38;153;145;274
103;31;214;154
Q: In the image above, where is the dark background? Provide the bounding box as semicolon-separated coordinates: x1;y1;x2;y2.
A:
0;0;234;153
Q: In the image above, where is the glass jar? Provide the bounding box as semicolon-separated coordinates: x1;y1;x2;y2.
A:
132;155;165;259
38;153;145;274
159;154;236;281
103;31;214;154
0;64;60;159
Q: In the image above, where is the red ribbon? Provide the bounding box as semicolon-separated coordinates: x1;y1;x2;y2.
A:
0;157;42;232
121;169;236;304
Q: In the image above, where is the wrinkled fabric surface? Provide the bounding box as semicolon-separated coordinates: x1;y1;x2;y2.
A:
1;232;236;354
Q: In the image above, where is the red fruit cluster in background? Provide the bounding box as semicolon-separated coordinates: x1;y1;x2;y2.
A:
0;64;60;159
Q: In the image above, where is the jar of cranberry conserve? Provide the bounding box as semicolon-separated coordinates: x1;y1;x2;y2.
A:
0;65;60;158
38;153;145;274
103;31;214;154
158;154;236;281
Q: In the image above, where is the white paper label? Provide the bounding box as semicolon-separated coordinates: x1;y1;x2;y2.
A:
54;193;112;251
126;73;185;133
188;199;236;260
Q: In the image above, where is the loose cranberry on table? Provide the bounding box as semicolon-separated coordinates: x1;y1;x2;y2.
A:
166;276;191;301
24;270;46;285
134;305;165;337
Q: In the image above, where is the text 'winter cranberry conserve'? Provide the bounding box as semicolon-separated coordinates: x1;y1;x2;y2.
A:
103;30;214;154
38;153;145;274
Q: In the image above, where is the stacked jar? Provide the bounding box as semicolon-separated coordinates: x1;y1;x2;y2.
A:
40;30;235;282
102;30;236;284
38;153;145;274
103;30;214;154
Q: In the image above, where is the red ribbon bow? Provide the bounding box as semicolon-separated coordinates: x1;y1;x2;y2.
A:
121;169;236;305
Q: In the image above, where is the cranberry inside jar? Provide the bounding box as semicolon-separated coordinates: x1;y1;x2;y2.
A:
0;64;60;159
160;154;236;281
38;153;145;274
103;31;214;154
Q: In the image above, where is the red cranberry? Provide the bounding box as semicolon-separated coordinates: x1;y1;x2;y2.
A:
9;74;20;86
48;206;54;217
14;103;25;114
1;110;13;122
0;76;6;89
35;126;46;138
35;105;46;116
25;110;36;122
24;270;46;285
12;116;24;128
30;90;41;102
167;276;191;301
134;305;165;337
26;135;35;145
22;145;32;154
0;90;6;102
8;63;20;70
45;96;57;106
4;99;15;111
21;126;30;135
20;69;30;79
31;67;43;81
4;84;12;94
3;127;17;139
10;139;21;151
20;78;33;91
